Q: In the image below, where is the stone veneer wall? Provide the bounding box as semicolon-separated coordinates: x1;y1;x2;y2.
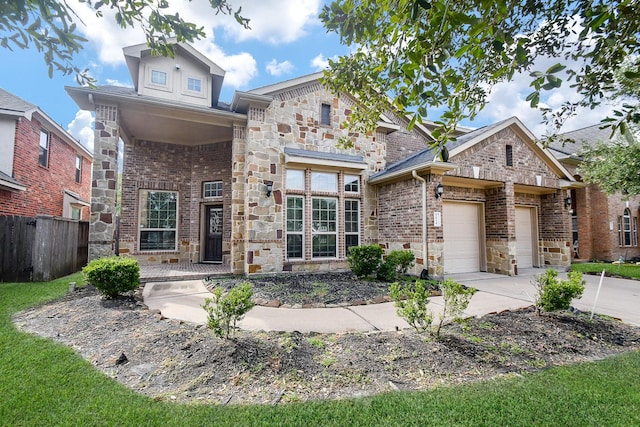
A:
89;104;119;260
241;83;387;274
231;125;246;274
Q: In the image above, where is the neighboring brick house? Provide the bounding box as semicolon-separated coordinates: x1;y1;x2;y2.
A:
66;41;576;276
0;88;92;219
548;124;640;262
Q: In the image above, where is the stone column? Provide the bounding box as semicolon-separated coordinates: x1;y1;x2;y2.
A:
230;125;246;274
89;104;119;260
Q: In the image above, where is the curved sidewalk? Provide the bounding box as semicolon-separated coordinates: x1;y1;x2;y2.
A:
142;278;533;333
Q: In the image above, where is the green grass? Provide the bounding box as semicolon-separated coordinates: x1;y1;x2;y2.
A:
2;274;640;426
571;262;640;280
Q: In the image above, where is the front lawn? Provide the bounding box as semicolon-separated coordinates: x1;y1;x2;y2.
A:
1;274;639;426
571;262;640;280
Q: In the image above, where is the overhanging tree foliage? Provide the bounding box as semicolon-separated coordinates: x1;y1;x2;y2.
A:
320;0;640;147
578;128;640;196
0;0;249;85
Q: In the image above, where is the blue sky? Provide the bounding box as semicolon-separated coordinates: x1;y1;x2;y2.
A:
0;0;617;151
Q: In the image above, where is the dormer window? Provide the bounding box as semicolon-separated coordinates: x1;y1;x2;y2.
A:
151;70;167;86
187;77;202;93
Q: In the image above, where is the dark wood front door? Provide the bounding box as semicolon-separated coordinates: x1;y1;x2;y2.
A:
204;206;223;262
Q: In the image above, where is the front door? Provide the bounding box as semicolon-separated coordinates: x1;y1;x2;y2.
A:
204;206;223;262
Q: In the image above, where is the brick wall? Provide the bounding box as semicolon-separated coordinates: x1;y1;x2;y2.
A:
386;126;431;164
119;139;232;263
0;117;91;218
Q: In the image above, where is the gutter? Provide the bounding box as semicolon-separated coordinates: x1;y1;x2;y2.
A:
412;170;428;275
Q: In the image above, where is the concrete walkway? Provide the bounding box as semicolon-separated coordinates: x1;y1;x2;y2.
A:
142;269;640;333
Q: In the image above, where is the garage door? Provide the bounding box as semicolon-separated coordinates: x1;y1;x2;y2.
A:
443;202;481;273
515;207;535;269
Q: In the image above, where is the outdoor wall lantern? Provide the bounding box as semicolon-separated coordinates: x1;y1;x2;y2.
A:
435;183;444;199
565;195;572;209
265;182;273;197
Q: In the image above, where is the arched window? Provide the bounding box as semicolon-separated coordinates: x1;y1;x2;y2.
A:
618;208;638;247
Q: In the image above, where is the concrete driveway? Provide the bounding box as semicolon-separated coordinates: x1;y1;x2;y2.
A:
451;268;640;326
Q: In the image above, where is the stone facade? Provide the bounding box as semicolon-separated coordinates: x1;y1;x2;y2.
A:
89;104;119;260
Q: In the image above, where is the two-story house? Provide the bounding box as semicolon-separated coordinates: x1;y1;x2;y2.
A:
548;124;640;262
66;41;577;277
0;88;92;219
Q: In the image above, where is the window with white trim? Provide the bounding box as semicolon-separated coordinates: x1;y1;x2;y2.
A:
187;77;202;92
344;199;360;254
286;196;304;259
618;208;638;247
203;181;222;198
151;70;167;86
39;129;49;167
285;169;361;261
344;174;359;193
139;190;178;251
312;197;337;257
75;155;82;183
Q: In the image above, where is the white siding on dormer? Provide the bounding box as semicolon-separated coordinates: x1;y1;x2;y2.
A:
138;52;212;107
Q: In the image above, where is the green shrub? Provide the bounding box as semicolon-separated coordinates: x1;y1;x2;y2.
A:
347;245;383;278
533;269;585;314
377;250;415;281
82;256;140;298
435;279;476;337
202;282;255;339
389;280;433;333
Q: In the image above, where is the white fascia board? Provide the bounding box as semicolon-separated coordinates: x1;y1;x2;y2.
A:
284;153;368;171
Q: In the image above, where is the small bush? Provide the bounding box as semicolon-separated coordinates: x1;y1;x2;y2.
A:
377;250;415;281
347;245;383;278
202;282;255;339
435;279;476;337
82;256;140;298
534;269;585;314
389;280;433;333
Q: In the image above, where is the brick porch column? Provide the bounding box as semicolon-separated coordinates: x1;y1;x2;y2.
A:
89;104;119;260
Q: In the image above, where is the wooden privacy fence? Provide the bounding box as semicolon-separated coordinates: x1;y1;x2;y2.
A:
0;215;89;282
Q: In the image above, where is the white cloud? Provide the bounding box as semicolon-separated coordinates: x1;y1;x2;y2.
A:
196;0;322;44
266;59;294;76
67;110;95;151
193;40;257;88
311;53;329;70
470;53;619;138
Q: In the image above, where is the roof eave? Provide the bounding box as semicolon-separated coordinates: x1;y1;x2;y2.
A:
369;162;458;185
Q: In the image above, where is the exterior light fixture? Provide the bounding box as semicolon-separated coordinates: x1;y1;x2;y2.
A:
565;195;572;209
265;182;273;197
435;183;444;199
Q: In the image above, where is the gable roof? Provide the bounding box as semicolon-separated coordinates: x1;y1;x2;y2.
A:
0;88;92;159
123;40;226;104
370;116;574;184
547;124;618;161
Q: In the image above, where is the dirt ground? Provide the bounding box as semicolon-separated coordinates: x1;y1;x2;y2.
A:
12;273;640;405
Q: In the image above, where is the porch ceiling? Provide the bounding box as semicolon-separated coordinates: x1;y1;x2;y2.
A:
118;103;234;146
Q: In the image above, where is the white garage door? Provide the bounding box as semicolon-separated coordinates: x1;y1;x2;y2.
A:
443;202;481;274
515;207;535;269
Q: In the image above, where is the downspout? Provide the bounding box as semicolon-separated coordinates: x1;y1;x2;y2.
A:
412;170;428;276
